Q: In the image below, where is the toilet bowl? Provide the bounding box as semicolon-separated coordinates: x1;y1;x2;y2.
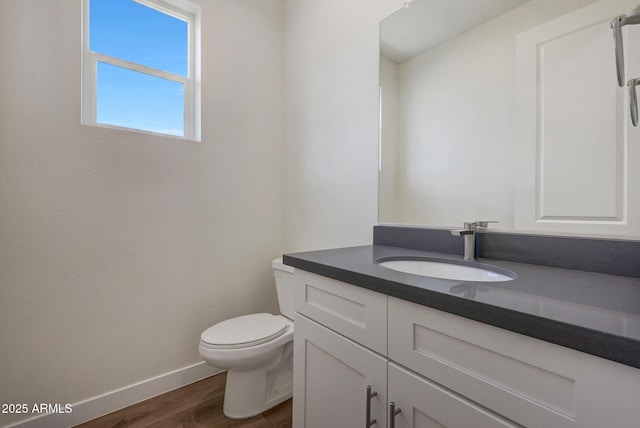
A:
198;258;295;419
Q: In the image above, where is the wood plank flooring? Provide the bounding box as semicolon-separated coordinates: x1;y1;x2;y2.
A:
74;372;292;428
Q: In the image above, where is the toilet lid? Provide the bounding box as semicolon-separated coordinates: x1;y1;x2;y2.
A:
200;313;288;348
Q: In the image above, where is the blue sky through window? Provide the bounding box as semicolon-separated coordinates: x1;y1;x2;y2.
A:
90;0;188;136
97;62;185;135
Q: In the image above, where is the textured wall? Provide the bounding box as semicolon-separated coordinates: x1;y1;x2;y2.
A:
0;0;284;425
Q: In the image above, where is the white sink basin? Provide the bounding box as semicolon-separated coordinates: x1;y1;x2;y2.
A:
378;259;515;282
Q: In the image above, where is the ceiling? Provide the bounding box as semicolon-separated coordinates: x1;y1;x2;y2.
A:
381;0;530;63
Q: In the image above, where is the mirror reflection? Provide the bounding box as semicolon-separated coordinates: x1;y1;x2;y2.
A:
379;0;640;238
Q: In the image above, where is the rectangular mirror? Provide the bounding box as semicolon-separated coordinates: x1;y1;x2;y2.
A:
379;0;640;238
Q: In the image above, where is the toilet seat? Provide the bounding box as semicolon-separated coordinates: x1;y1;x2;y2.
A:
200;313;288;349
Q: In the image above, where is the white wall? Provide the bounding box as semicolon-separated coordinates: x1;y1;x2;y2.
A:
0;0;284;426
384;0;595;228
282;0;405;252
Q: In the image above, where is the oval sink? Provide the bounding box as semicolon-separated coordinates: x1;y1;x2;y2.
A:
378;259;515;282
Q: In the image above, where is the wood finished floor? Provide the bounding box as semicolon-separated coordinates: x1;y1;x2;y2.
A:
74;372;292;428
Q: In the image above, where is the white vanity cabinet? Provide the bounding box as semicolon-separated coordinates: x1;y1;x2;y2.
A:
292;269;388;428
292;269;640;428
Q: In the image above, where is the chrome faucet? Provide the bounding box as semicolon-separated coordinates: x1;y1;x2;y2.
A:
450;221;497;261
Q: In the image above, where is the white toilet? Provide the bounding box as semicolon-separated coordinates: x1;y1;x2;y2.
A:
198;258;295;419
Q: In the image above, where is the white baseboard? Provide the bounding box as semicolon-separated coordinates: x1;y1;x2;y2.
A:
3;362;222;428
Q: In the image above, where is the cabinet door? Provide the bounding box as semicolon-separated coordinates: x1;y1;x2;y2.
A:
293;314;387;428
388;363;519;428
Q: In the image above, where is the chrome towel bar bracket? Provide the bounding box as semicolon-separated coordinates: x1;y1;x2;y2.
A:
611;5;640;87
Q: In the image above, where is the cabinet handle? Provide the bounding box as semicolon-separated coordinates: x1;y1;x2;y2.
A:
389;401;402;428
366;385;378;426
629;78;640;127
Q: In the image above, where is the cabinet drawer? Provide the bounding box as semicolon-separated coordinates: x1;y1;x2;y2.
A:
294;269;387;355
389;362;519;428
388;297;576;428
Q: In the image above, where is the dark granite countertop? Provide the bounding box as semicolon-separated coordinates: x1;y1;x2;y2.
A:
283;245;640;369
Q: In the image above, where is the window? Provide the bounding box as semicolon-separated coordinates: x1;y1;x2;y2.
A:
82;0;201;140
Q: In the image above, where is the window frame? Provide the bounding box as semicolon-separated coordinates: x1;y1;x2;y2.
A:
81;0;201;141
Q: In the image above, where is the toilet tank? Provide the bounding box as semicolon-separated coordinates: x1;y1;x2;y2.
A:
272;258;295;320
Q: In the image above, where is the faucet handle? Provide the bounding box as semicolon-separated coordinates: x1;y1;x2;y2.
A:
475;220;498;228
464;220;498;229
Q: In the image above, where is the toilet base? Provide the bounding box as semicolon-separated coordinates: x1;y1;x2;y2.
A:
223;342;293;419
